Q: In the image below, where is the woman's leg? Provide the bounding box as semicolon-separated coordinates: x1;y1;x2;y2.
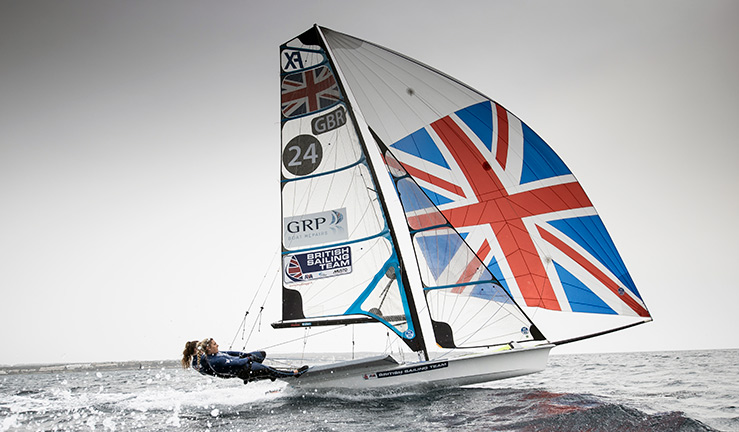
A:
250;362;296;379
246;351;266;363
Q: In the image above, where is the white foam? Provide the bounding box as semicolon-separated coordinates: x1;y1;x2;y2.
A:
120;379;288;412
1;414;20;431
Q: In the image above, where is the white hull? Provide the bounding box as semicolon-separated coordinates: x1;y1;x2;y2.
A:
286;344;553;390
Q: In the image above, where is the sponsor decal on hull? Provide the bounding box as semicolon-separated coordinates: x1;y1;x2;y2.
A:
363;361;449;380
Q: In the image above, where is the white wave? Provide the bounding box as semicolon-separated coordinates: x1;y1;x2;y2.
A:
119;378;288;412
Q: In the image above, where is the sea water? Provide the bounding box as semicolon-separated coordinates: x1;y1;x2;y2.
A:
1;349;736;431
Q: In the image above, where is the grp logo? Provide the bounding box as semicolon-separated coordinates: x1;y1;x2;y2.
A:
283;208;348;248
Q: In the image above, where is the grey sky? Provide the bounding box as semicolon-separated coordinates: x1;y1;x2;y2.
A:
1;1;737;365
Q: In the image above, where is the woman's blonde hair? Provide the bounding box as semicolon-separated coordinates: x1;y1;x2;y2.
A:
197;338;212;352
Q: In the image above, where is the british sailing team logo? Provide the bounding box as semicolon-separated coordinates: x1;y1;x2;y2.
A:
284;246;352;283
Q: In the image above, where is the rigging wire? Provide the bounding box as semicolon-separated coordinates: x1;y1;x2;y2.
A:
227;249;280;351
255;325;345;351
240;267;281;351
227;311;249;352
301;328;310;363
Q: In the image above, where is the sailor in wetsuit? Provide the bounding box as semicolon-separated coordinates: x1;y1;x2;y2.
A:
181;338;307;384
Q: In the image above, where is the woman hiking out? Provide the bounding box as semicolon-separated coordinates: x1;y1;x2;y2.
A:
182;338;308;384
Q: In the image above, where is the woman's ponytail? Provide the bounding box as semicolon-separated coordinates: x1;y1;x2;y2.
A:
181;340;199;369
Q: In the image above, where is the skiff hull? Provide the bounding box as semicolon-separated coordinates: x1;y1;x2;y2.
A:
287;344;553;390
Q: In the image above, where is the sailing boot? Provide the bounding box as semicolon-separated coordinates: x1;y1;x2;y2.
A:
295;365;309;377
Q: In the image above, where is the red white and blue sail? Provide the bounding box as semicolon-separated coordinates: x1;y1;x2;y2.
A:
320;27;651;343
391;102;649;318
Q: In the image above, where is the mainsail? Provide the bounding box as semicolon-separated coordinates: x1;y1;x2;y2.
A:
277;28;426;353
274;25;651;357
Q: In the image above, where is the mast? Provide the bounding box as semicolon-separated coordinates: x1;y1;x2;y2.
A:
315;25;429;360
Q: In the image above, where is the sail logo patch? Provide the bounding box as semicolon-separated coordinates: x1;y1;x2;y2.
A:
283;208;348;248
283;50;305;71
312;106;346;135
284;246;352;283
281;48;325;72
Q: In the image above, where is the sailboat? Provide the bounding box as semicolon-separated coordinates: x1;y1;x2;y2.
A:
273;25;651;390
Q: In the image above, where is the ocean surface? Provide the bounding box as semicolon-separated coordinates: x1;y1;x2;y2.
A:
1;349;736;431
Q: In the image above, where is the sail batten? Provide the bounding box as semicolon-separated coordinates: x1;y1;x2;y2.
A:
280;157;364;184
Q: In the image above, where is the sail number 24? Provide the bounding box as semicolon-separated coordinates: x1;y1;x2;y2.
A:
283;134;323;176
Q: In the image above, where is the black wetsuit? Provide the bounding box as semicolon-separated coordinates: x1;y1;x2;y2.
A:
192;350;300;383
